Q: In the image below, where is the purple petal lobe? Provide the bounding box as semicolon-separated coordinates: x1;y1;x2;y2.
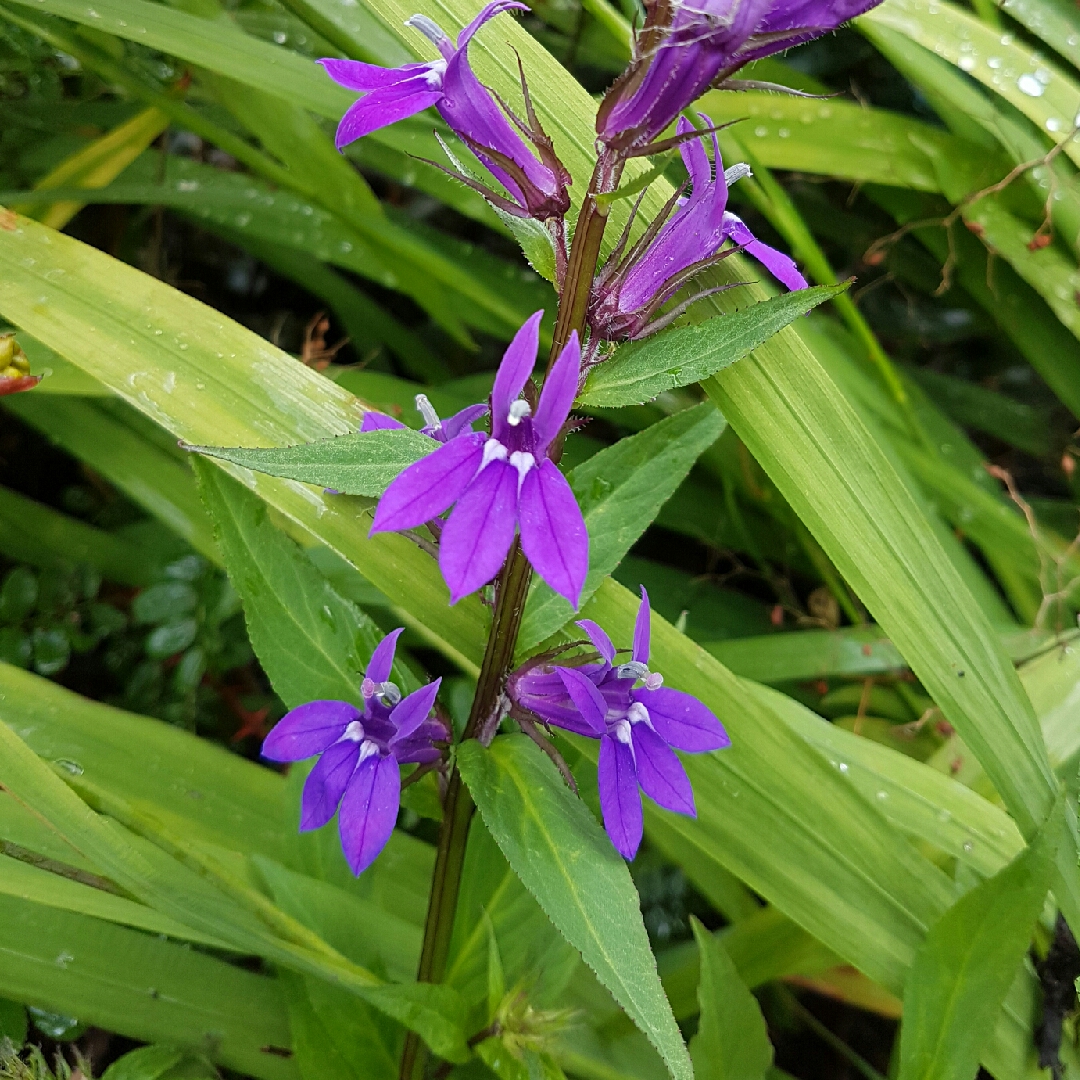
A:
262;700;359;761
318;57;434;92
334;86;444;150
631;724;695;816
636;687;730;753
576;619;615;664
389;677;442;745
301;739;361;830
457;0;529;46
440;403;489;442
338;752;401;875
556;666;608;734
598;736;643;860
439;459;518;603
491;311;542;442
678;116;710;194
360;411;407;432
633;586;652;665
366;627;404;685
371;432;484;533
519;460;588;608
533;331;580;457
725;215;809;291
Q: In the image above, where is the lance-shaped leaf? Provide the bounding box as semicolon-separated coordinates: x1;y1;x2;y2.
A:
579;284;847;408
189;428;438;501
689;917;773;1080
519;401;725;650
897;793;1064;1080
457;735;693;1080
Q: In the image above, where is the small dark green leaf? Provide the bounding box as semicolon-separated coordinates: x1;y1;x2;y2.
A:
897;794;1063;1080
457;735;693;1080
132;582;198;625
519;402;725;650
689;917;773;1080
145;619;199;660
0;567;37;622
187;428;437;498
578;284;847;408
31;627;70;676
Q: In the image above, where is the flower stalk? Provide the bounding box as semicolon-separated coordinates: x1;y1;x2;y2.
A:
400;175;610;1076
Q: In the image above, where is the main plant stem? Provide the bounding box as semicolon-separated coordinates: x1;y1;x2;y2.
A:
400;157;616;1080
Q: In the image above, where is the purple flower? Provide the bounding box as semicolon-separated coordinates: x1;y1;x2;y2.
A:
511;588;729;859
262;629;448;875
597;0;884;153
360;394;488;442
319;1;570;220
588;115;807;341
371;311;588;607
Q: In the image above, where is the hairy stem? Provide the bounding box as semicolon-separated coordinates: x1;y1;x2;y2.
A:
401;151;617;1079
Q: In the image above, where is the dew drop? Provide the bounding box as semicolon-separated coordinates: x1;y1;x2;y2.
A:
876;790;888;800
962;840;974;853
753;125;768;137
273;30;287;43
838;762;849;773
958;55;976;70
987;56;1002;68
1047;116;1062;132
234;212;252;227
1018;73;1045;96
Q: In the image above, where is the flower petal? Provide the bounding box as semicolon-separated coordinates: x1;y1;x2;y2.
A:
338;752;401;875
556;666;608;734
371;431;484;533
633;586;651;665
390;677;443;745
440;402;489;442
490;311;543;442
724;214;808;291
366;627;404;685
598;735;643;860
360;410;407;432
334;85;444;150
439;458;518;602
635;687;730;753
678;116;711;196
318;58;435;92
262;699;359;761
533;331;580;457
576;619;615;664
519;460;588;608
300;739;361;830
632;724;695;816
457;0;529;46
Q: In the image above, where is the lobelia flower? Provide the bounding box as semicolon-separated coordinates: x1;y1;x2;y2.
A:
261;629;448;875
371;311;588;607
589;115;808;342
597;0;885;154
511;588;729;859
319;1;570;220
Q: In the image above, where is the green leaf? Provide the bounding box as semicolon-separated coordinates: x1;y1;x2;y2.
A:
0;485;158;588
578;285;847;408
897;794;1064;1080
457;735;693;1080
194;458;390;710
101;1046;186;1080
0;663;288;862
0;894;297;1080
190;428;437;501
519;402;726;650
689;917;773;1080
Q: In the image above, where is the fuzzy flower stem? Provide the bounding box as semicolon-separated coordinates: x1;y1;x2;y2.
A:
547;152;621;374
401;152;613;1080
